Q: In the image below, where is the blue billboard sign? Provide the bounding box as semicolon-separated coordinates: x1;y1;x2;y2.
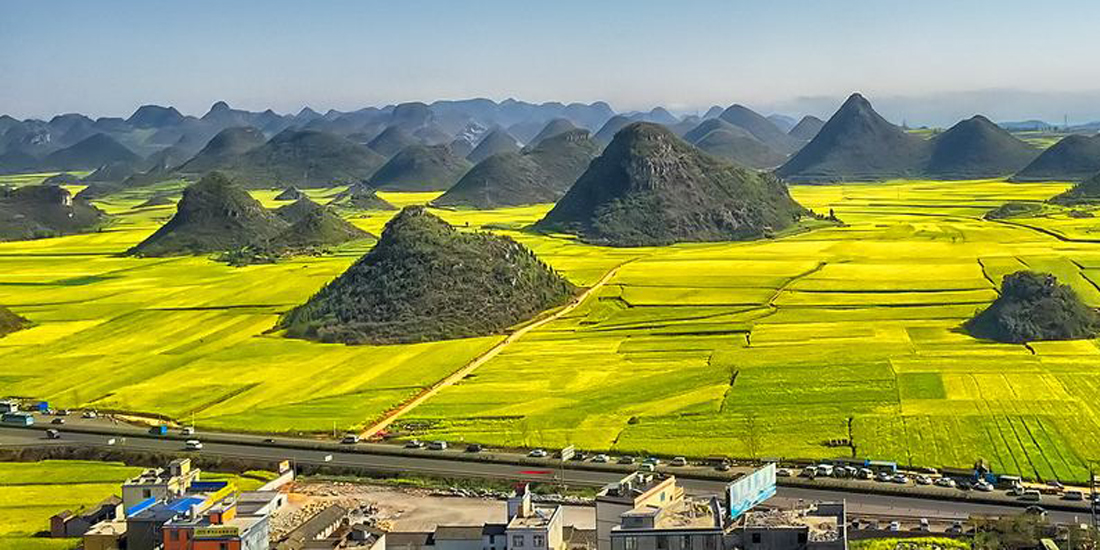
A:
727;463;776;519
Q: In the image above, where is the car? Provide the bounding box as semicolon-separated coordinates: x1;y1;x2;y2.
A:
465;444;483;453
106;438;116;446
671;457;688;467
845;466;860;477
341;434;360;444
571;452;588;461
888;521;901;532
528;448;548;458
592;454;609;463
1063;490;1084;501
184;440;203;451
802;467;818;478
917;518;930;532
1020;489;1042;501
405;440;424;449
1047;480;1065;491
776;468;792;477
618;456;636;465
858;468;874;480
181;427;195;436
56;409;70;416
935;477;957;488
974;480;994;492
45;429;60;439
82;410;97;419
1024;505;1047;517
263;438;276;444
875;471;891;482
639;463;656;472
323;454;333;462
644;457;661;466
716;462;732;472
947;522;963;535
916;475;932;485
51;418;65;425
892;474;908;484
428;441;448;451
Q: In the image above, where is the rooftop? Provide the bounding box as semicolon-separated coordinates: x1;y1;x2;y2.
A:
508;504;560;529
434;525;484;540
597;473;675;503
741;505;842;542
621;498;720;531
86;519;127;537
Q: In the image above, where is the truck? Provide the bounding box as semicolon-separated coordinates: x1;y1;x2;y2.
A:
148;425;168;436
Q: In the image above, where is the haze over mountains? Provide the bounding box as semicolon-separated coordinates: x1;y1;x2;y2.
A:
3;93;1100;200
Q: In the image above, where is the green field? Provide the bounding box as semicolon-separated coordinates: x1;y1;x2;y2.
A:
0;460;139;550
6;174;1100;481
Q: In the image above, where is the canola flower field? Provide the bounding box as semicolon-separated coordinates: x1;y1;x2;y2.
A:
5;174;1100;482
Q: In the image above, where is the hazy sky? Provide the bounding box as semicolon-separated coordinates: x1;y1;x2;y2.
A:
4;0;1100;125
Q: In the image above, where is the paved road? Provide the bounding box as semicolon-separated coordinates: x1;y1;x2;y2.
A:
2;424;1094;525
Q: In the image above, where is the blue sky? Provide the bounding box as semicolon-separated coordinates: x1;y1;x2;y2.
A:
3;0;1100;124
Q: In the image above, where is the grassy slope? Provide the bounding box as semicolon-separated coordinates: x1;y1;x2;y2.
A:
9;175;1100;481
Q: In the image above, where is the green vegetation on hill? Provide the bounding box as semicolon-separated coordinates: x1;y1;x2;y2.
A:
328;183;396;211
367;144;471;191
128;172;288;257
434;129;600;208
466;128;520;164
41;172;81;185
0;185;107;241
924;115;1039;179
778;93;930;183
527;118;578;147
536;122;808;246
718;104;802;154
682;119;787;169
1011;134;1100;182
42;133;139;171
0;305;30;337
220;198;374;266
966;271;1099;343
280;206;575;344
367;126;418;158
984;201;1043;219
274;186;304;201
1050;172;1100;205
176;126;267;174
226;129;387;188
788;115;825;142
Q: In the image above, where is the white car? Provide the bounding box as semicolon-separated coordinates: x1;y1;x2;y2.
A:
892;474;908;484
185;439;203;451
82;410;98;419
592;454;609;463
341;434;360;444
974;480;994;492
671;457;688;467
888;521;901;531
935;477;957;488
915;475;932;485
181;427;195;436
428;441;447;450
776;468;793;477
529;449;548;458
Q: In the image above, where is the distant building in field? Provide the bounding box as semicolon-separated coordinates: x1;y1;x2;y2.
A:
50;495;123;537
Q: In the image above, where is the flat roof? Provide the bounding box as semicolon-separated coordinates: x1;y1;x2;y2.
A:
508;504;560;529
597;473;675;503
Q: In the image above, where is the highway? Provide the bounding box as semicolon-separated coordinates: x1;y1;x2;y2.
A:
2;422;1095;526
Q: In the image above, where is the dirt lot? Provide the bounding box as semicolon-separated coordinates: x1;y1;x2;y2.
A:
272;481;595;536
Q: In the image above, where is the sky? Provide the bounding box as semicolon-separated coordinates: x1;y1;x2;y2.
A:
4;0;1100;125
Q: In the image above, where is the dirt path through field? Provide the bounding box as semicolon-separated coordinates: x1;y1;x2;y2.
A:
359;259;636;439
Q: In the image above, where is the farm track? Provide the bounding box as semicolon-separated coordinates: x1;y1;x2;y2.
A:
359;258;638;439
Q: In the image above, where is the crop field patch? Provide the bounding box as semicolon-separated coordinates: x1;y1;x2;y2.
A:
5;179;1100;480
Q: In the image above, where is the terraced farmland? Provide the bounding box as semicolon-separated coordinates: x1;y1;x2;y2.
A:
6;175;1100;482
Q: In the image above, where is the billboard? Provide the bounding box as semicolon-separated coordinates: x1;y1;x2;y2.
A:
727;463;776;519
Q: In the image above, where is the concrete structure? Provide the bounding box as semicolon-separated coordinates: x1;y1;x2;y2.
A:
506;485;565;550
277;505;349;550
123;458;203;511
84;519;127;550
386;485;579;550
734;503;847;550
596;474;682;550
162;497;270;550
51;495;123;537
